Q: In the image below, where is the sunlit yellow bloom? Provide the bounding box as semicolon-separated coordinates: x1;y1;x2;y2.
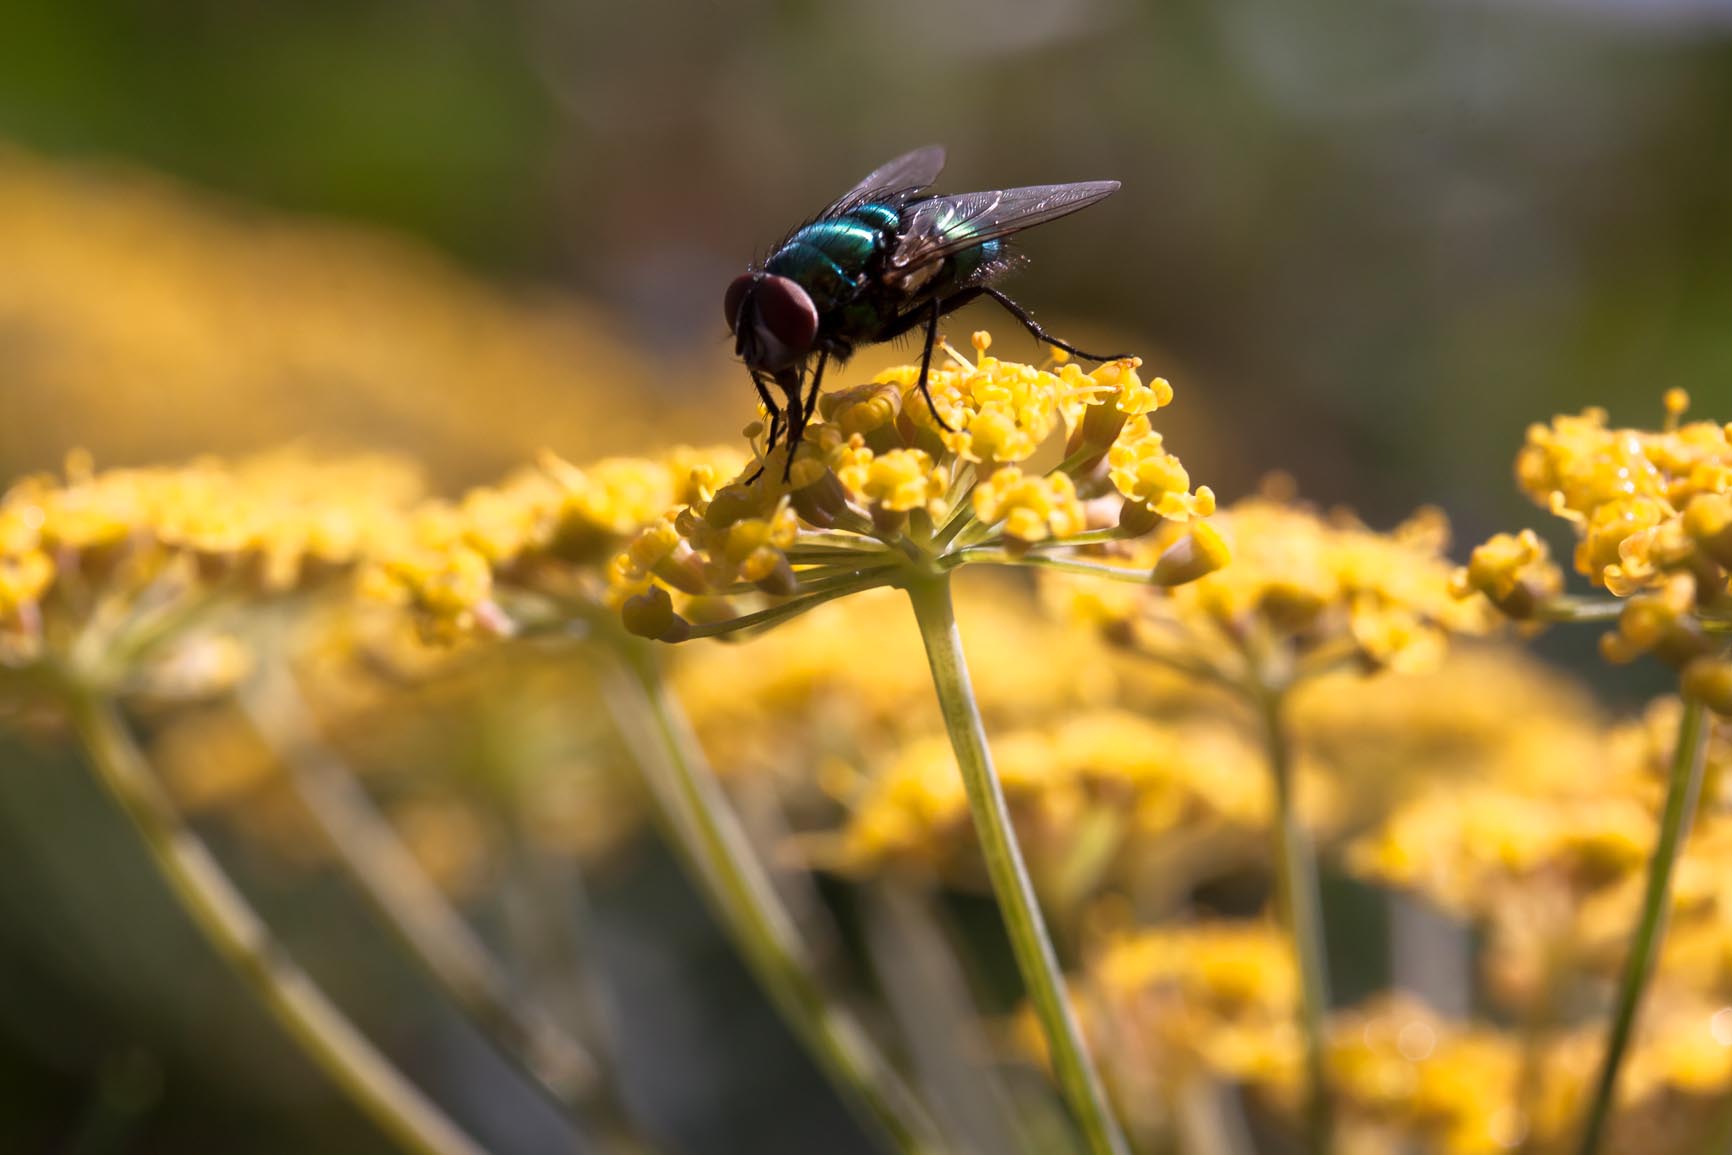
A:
1056;358;1173;447
831;441;946;518
1049;487;1494;682
369;445;741;641
0;451;423;676
1476;394;1732;679
1106;415;1216;522
1448;529;1565;620
970;467;1085;545
612;334;1215;643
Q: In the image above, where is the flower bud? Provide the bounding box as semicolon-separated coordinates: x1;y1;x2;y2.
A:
1685;493;1732;569
704;484;762;530
1152;522;1231;588
1682;657;1732;716
790;472;846;528
622;586;690;643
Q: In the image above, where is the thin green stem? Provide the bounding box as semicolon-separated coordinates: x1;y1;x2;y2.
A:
1576;696;1710;1155
1533;597;1625;624
237;672;660;1149
903;574;1129;1155
1254;686;1332;1155
687;580;875;639
938;548;1149;586
66;693;486;1155
1026;527;1134;549
602;642;945;1155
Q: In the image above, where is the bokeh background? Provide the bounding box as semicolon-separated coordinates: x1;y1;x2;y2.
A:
2;1;1730;1151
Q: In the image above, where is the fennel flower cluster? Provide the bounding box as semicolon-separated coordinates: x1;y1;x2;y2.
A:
1454;392;1732;700
1050;480;1498;690
1049;921;1732;1155
364;446;743;642
611;333;1220;643
0;450;420;687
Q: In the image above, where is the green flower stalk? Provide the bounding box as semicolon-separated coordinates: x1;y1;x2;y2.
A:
600;635;947;1155
905;574;1129;1155
1575;696;1710;1155
69;691;487;1155
237;663;657;1149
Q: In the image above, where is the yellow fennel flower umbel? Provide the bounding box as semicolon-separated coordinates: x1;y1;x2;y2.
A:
1458;391;1732;688
612;331;1219;644
0;450;422;686
805;709;1269;893
1049;481;1496;687
1017;920;1302;1145
364;445;745;642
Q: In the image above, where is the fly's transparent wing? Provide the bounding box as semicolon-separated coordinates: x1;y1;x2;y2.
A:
819;146;947;219
889;180;1120;271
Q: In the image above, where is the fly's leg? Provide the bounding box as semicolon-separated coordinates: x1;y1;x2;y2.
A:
913;298;955;433
878;290;992;431
980;286;1132;363
783;349;829;483
743;372;782;484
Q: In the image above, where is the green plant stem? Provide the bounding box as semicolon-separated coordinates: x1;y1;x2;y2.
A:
687;580;876;638
237;674;660;1150
603;643;945;1155
1533;597;1624;624
1576;695;1710;1155
937;548;1150;586
66;692;485;1155
1254;685;1332;1155
903;574;1130;1155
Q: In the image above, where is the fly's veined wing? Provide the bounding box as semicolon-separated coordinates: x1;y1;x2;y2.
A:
819;146;947;219
890;181;1120;271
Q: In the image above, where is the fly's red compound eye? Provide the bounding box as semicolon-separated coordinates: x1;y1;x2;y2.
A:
754;275;819;355
724;274;757;334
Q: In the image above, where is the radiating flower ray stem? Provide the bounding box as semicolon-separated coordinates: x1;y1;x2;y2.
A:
687;580;880;639
235;670;660;1149
1576;695;1710;1155
937;548;1151;586
600;639;947;1155
1253;684;1332;1155
1533;597;1625;624
66;691;487;1155
903;573;1131;1155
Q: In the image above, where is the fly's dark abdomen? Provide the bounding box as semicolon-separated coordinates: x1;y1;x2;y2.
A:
943;237;1005;289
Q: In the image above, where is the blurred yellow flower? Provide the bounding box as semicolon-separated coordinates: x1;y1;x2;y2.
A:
0;450;422;680
366;445;742;642
1050;484;1495;685
0;147;739;481
807;711;1268;894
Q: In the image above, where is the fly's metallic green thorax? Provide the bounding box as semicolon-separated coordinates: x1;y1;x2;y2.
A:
728;145;1125;483
765;201;1007;330
765;217;883;313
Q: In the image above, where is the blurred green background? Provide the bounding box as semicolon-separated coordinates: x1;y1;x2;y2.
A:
2;0;1730;1151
